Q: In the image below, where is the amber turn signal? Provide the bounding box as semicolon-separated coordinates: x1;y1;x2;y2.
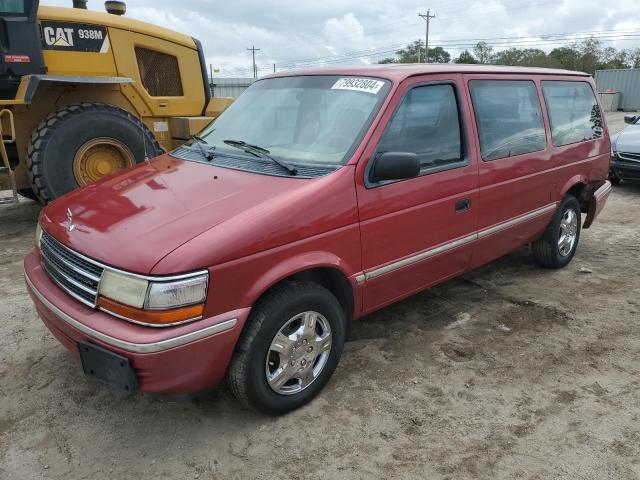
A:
97;296;204;326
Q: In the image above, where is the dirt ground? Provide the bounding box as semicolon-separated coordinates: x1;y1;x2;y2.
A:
1;112;640;479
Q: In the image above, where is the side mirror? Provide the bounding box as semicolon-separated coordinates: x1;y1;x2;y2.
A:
371;152;421;182
624;114;638;125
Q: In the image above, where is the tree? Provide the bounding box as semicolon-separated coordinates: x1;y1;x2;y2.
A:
396;40;424;63
518;49;548;67
377;40;450;64
548;47;580;70
600;47;628;70
427;46;451;63
628;48;640;68
377;36;636;71
473;41;494;64
492;47;525;66
576;37;601;74
454;50;478;64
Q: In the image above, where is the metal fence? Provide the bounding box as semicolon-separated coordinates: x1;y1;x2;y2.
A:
594;69;640;111
209;77;254;98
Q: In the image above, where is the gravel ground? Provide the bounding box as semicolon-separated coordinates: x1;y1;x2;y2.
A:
1;113;639;479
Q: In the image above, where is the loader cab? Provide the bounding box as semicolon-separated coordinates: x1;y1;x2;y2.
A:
0;0;46;99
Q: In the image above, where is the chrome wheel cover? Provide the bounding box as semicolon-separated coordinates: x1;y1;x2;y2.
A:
558;208;578;257
265;311;332;395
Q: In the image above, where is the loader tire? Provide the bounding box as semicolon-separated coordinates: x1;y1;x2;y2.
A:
26;103;161;203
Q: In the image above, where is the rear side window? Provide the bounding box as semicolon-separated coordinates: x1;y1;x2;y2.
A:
377;84;464;173
469;80;546;161
542;81;603;146
135;47;184;97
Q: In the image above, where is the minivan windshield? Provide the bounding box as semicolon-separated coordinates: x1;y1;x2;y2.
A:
197;75;391;166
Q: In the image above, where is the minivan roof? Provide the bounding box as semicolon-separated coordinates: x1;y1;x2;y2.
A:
268;64;590;81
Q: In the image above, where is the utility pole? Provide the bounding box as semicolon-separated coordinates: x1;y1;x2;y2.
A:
209;64;214;97
418;10;435;63
247;46;260;79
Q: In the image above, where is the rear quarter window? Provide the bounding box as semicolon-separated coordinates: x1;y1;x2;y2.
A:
469;80;546;161
541;81;603;147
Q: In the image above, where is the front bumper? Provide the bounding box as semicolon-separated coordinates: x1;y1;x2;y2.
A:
24;251;250;394
611;156;640;180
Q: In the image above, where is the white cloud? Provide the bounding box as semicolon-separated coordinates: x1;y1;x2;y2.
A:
41;0;640;77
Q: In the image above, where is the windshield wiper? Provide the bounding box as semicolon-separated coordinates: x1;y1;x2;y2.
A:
189;135;216;161
223;139;298;175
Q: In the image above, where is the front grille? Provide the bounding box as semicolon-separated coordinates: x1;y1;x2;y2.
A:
618;152;640;163
40;231;104;307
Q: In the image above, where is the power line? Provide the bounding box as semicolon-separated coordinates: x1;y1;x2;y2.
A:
216;30;640;77
271;29;640;69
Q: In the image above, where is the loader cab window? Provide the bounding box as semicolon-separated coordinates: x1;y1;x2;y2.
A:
0;0;26;14
135;47;184;97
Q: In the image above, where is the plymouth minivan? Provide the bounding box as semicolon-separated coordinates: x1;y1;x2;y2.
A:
25;65;612;414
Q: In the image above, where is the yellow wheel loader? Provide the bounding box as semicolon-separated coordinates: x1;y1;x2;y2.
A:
0;0;232;204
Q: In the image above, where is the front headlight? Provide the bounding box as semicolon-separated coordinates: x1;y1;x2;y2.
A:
35;223;43;250
99;269;148;308
146;276;208;309
97;269;209;326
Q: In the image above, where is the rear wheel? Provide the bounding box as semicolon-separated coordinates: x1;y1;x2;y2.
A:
227;281;346;415
26;103;161;203
531;195;581;269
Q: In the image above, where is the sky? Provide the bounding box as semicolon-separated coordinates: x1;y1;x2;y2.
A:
42;0;640;77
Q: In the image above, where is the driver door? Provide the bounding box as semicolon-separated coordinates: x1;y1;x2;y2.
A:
355;74;480;313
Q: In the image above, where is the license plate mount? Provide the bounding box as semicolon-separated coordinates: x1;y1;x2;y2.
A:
78;341;138;393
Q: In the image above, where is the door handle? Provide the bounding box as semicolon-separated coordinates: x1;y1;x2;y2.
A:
455;198;471;212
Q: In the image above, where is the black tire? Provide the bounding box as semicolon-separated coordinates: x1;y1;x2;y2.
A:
26;103;161;203
609;170;622;185
17;188;39;202
531;195;581;269
228;281;346;415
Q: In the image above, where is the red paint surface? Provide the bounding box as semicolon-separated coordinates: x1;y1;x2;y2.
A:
27;65;611;394
25;252;249;393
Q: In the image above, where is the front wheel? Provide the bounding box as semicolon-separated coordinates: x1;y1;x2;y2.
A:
531;195;581;269
227;281;346;415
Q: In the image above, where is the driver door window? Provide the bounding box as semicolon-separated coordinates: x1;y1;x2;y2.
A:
377;84;465;174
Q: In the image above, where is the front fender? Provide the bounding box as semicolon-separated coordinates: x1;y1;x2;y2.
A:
244;250;358;307
204;224;363;318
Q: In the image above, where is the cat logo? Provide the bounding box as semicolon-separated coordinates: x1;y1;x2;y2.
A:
43;26;75;47
40;21;108;53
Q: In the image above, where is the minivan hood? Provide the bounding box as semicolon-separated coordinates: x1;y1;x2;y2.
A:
40;155;333;274
615;125;640;153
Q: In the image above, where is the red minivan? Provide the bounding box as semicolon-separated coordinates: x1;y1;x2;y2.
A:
24;65;612;414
